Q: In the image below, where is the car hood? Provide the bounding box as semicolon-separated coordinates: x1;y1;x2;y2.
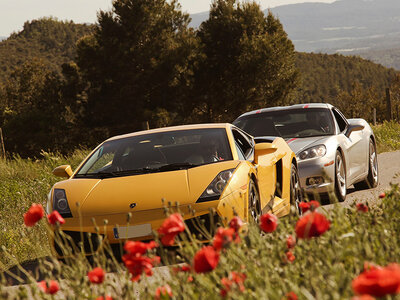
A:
285;136;331;155
53;160;239;217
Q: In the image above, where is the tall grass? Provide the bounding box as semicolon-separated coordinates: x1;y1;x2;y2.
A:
372;121;400;153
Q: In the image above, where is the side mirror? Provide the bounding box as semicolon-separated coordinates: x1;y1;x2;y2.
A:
345;124;364;137
254;143;277;164
52;165;73;178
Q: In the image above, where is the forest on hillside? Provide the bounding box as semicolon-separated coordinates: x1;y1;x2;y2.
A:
0;0;399;157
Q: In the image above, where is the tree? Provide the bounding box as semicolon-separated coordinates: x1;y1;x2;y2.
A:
75;0;198;137
1;59;67;156
193;0;298;122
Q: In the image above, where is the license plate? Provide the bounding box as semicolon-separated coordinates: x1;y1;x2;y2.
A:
113;224;152;239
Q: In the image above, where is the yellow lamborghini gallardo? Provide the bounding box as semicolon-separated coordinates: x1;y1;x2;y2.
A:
48;124;301;251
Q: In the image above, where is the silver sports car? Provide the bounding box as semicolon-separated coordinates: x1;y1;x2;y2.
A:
233;103;378;202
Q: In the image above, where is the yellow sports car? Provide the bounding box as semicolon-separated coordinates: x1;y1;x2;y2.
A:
48;124;300;252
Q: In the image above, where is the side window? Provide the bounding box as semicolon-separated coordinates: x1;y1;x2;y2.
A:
232;129;253;159
332;109;347;133
235;142;246;160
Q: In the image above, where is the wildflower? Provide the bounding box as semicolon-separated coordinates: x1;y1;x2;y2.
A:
286;251;295;263
24;203;44;227
299;200;320;213
47;210;65;225
295;212;330;239
229;216;243;232
158;213;185;246
352;263;400;297
286;235;296;249
351;296;375;300
260;213;278;233
124;240;158;255
155;284;173;300
193;246;220;273
88;267;106;284
213;227;240;251
356;203;368;213
172;264;191;273
96;296;113;300
379;192;386;199
123;254;160;281
220;272;246;297
38;280;59;295
285;291;298;300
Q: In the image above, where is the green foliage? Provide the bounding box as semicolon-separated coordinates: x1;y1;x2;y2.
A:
2;181;400;299
373;121;400;153
0;150;88;270
194;3;298;122
0;18;93;83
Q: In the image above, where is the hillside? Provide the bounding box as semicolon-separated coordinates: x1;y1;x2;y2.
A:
190;0;400;70
0;18;93;83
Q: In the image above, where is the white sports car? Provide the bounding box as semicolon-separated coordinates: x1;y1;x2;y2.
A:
233;103;378;202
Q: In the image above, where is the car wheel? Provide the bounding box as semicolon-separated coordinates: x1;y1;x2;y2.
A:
248;179;261;223
334;150;346;202
290;163;303;216
354;139;379;190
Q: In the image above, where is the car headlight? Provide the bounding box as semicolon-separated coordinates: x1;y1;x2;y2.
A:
197;169;235;203
53;188;72;218
298;145;327;160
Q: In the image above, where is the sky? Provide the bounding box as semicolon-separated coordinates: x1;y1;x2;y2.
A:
0;0;336;37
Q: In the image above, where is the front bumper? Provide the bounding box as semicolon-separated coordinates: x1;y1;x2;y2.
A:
298;156;336;195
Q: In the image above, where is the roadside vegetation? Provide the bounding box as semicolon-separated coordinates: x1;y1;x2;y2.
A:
372;121;400;153
2;183;400;299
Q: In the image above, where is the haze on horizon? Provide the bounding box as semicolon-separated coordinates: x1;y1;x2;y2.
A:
0;0;336;37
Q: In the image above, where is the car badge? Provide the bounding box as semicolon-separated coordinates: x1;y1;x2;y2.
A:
129;203;137;209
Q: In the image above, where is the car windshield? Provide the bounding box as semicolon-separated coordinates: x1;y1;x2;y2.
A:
75;128;233;178
233;108;335;139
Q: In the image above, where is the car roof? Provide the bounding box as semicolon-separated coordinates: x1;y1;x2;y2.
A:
106;123;233;142
236;103;333;118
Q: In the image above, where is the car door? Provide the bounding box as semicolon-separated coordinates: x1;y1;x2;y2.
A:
332;108;366;184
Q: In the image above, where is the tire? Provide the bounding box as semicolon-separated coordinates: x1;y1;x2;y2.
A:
248;179;261;223
290;163;303;216
354;139;379;190
334;150;346;202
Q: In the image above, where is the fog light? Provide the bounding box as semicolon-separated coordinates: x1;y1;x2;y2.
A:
307;177;324;186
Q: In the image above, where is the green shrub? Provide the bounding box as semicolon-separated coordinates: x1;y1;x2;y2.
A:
372;121;400;153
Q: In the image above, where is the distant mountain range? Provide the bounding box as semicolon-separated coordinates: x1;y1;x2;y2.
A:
190;0;400;70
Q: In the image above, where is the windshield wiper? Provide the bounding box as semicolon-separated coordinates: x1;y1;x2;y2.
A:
157;162;198;172
75;168;156;178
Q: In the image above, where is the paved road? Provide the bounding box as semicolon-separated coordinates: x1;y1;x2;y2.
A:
326;150;400;208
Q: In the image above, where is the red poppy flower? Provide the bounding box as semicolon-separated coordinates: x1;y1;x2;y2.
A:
155;284;173;300
38;280;60;295
299;201;320;213
351;295;375;300
88;267;105;284
260;213;278;233
295;212;330;239
286;235;296;249
124;240;158;255
286;251;296;263
158;213;185;246
24;203;44;227
122;254;160;281
356;203;368;213
220;272;246;297
96;296;113;300
172;264;191;273
285;291;298;300
193;246;220;273
352;263;400;297
213;227;239;251
229;216;243;232
47;210;65;225
379;192;385;199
